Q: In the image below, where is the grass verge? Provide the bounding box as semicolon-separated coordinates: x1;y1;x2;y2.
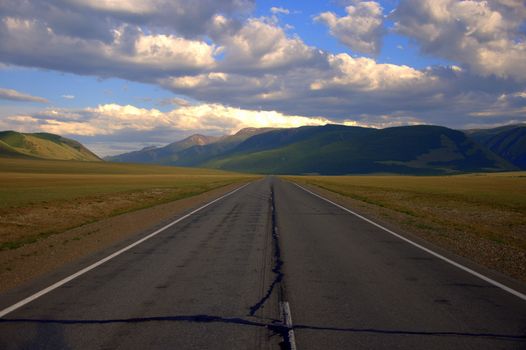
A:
0;158;258;250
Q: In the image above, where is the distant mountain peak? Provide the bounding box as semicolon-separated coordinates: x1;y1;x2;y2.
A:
183;134;216;145
234;127;276;136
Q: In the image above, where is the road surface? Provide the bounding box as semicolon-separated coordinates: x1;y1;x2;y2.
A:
0;177;525;349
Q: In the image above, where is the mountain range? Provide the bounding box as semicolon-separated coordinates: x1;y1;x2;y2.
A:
1;124;524;175
106;124;526;175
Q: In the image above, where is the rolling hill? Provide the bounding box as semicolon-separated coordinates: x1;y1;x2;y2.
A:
467;124;526;169
0;131;101;161
203;125;515;175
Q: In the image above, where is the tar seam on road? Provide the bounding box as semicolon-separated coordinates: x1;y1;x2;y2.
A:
246;183;296;350
1;316;524;341
293;183;526;302
248;185;284;316
0;183;251;319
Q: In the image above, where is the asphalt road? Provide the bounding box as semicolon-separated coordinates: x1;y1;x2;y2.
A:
0;177;525;349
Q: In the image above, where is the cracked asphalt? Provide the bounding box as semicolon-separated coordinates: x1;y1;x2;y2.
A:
0;177;525;349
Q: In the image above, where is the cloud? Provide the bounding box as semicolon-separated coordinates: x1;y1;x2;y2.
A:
0;0;524;133
213;18;325;73
0;0;254;40
468;91;526;118
159;97;193;107
270;7;290;15
0;18;217;80
392;0;526;79
61;94;75;99
0;87;48;103
1;103;332;139
159;53;525;129
310;53;432;92
315;1;385;55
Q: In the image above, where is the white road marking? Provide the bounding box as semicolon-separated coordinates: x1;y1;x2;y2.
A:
281;301;297;350
0;183;250;318
294;183;526;302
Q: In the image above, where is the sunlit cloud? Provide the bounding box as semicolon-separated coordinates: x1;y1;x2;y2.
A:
315;1;385;55
0;88;48;103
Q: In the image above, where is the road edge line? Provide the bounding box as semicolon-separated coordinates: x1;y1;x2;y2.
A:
293;182;526;302
0;182;251;318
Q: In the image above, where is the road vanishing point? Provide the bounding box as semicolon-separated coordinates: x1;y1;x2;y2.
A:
0;177;525;349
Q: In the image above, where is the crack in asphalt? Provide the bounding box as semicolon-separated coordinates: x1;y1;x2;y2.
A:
1;317;524;342
245;184;291;349
248;185;284;317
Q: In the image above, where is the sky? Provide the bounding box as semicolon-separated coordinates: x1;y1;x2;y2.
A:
0;0;525;156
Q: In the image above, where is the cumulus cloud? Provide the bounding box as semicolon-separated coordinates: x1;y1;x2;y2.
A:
1;103;331;139
0;87;48;103
310;54;433;92
0;18;216;80
392;0;526;79
315;1;385;55
213;18;325;73
159;54;526;129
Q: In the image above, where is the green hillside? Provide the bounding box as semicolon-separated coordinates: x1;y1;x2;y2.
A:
0;131;101;161
467;124;526;169
205;125;514;175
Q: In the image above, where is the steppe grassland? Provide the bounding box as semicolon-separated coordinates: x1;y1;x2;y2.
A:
0;158;257;250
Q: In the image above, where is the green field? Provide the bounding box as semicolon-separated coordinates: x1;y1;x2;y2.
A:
287;172;526;282
0;158;257;250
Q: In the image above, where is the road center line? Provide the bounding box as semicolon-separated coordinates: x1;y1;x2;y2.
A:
0;182;251;318
281;301;297;350
294;182;526;302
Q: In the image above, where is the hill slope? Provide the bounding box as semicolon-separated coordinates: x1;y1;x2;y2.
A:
467;124;526;169
205;125;515;175
0;131;101;161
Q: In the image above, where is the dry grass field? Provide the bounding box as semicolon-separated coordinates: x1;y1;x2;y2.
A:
0;158;257;251
287;173;526;282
